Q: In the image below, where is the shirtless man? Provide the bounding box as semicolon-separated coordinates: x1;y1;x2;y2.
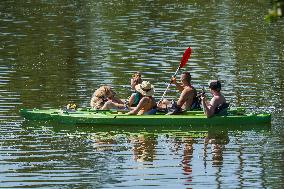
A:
201;80;227;118
159;71;197;113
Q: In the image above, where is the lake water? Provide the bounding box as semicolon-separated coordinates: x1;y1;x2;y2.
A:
1;0;284;188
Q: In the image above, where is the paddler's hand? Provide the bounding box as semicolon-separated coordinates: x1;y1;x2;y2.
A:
200;93;206;104
157;100;163;106
170;76;177;84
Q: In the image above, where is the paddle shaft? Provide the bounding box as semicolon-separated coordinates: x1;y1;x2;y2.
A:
160;47;191;102
160;67;180;101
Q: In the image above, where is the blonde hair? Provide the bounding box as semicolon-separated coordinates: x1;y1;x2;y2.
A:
90;85;116;109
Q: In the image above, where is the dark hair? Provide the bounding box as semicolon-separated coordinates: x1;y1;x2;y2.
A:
132;72;142;84
132;72;141;78
182;72;191;83
209;80;221;92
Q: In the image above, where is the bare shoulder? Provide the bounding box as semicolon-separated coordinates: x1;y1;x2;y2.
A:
210;95;226;106
216;94;226;102
182;86;196;95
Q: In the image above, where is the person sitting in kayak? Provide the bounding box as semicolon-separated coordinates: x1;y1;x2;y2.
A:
127;81;157;115
90;85;124;110
158;71;198;114
128;72;143;107
201;80;229;118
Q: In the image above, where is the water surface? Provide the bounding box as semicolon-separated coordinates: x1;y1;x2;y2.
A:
0;0;284;188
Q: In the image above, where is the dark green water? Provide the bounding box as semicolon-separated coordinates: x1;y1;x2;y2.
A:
1;1;284;188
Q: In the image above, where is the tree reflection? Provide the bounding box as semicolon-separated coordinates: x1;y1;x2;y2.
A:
265;0;284;21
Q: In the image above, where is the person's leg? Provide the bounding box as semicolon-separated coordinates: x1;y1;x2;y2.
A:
101;101;116;110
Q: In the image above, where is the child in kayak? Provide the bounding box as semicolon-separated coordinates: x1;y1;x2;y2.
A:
127;81;157;115
90;85;124;110
158;71;198;114
201;80;229;118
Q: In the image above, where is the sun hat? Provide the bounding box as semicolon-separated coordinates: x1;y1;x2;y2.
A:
208;80;221;91
135;81;154;96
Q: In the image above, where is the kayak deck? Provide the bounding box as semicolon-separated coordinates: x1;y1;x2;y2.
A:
19;108;271;127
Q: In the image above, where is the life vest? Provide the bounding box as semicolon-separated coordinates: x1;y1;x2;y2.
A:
191;96;202;110
214;103;229;115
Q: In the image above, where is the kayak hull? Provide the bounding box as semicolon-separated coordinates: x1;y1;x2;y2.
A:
19;108;271;127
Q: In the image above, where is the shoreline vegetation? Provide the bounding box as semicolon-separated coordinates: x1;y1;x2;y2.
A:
265;0;284;21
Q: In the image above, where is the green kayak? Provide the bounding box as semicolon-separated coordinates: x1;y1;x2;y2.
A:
20;107;271;127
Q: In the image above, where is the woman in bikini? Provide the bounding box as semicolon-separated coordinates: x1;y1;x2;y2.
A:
127;81;157;115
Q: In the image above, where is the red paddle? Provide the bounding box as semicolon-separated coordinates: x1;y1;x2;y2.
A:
160;47;192;101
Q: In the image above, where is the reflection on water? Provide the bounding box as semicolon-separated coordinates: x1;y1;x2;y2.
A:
203;131;229;167
132;134;157;162
1;0;284;188
0;123;275;188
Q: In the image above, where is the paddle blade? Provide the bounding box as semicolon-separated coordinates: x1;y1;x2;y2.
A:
179;47;192;68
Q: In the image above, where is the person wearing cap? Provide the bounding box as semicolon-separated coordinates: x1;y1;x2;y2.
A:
158;71;197;114
127;81;157;115
201;80;228;118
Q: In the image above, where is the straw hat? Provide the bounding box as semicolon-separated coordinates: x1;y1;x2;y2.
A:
135;81;154;96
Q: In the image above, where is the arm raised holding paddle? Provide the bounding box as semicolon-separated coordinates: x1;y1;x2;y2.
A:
170;76;183;92
166;72;197;114
157;47;198;114
160;47;192;101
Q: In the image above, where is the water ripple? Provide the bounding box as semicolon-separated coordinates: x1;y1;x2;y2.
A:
0;0;283;188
